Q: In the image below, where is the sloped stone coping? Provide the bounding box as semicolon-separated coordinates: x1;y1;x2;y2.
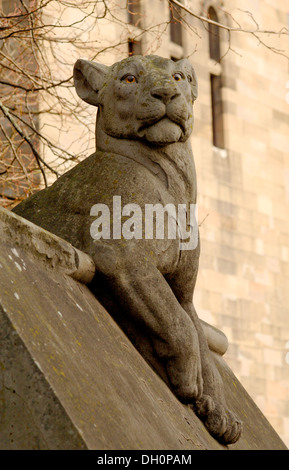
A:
0;206;95;285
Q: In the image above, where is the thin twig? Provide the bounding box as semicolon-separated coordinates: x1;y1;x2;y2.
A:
0;101;59;186
169;0;289;36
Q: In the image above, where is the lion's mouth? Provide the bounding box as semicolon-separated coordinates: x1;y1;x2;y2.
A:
137;116;185;144
137;109;189;141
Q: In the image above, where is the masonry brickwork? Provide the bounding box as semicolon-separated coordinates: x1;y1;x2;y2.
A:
124;0;289;447
186;0;289;447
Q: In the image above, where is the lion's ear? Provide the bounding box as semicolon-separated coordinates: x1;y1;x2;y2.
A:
73;59;109;106
176;59;198;102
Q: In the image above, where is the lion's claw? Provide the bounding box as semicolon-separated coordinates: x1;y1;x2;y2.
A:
192;395;243;445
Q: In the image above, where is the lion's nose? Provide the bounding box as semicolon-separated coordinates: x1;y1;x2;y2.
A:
151;86;180;104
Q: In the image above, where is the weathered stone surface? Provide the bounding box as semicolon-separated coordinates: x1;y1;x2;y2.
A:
0;207;287;450
12;55;242;444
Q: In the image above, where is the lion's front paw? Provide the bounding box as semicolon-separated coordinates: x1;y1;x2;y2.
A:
192;394;242;445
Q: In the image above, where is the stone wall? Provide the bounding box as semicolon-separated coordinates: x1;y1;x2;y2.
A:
188;0;289;446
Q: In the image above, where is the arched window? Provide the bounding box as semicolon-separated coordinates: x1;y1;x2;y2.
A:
170;3;183;47
127;1;142;56
208;6;221;62
127;0;142;28
210;73;225;149
128;39;142;56
208;7;225;149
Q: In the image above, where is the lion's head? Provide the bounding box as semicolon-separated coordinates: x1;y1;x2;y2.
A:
73;55;198;146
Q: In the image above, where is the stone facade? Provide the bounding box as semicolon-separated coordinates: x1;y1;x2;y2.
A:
185;0;289;447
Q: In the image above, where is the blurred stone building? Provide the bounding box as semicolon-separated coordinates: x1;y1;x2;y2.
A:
163;0;289;446
1;0;289;447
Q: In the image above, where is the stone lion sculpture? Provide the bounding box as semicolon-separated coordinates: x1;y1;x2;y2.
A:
13;55;242;444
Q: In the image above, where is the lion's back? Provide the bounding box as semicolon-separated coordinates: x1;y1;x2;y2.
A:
12;149;169;248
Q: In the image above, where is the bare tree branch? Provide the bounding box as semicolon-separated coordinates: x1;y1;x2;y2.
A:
0;0;288;208
169;0;289;36
0;100;56;186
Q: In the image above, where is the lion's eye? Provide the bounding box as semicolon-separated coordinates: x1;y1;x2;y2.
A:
173;72;184;81
122;74;136;83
